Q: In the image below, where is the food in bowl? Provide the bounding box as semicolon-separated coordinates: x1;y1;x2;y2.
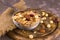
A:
12;10;40;30
7;9;59;39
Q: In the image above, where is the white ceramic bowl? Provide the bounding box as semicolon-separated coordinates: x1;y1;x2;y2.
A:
12;10;40;30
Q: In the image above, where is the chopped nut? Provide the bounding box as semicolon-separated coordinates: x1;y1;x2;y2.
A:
50;20;54;23
19;15;22;17
30;11;35;14
23;18;26;20
42;17;46;20
35;15;39;18
23;21;27;24
45;13;48;17
40;20;44;23
29;35;33;39
47;24;51;28
34;31;37;33
42;11;45;16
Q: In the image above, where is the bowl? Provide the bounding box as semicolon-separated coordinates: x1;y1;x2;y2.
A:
12;9;40;30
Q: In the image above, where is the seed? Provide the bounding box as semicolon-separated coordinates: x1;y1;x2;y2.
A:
29;35;33;39
45;13;48;17
47;24;51;28
50;20;53;23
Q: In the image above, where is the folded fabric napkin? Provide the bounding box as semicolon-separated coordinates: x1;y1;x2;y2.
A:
0;0;27;37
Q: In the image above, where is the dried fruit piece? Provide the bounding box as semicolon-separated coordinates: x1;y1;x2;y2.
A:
25;15;30;21
30;14;34;17
40;29;45;33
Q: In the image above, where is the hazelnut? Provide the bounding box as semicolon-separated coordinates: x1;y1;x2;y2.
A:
42;11;45;16
34;31;37;33
50;20;54;23
29;35;34;39
42;17;46;20
47;24;51;28
35;15;39;18
40;20;44;23
45;13;48;17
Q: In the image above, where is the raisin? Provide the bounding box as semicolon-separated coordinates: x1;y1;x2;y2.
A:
30;14;34;17
26;18;30;21
25;15;30;21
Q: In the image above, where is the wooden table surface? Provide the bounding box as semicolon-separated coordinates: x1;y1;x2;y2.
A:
0;0;60;40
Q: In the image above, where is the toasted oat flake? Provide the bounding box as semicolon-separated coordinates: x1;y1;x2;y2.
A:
23;18;26;20
12;16;19;19
16;13;20;15
29;35;34;39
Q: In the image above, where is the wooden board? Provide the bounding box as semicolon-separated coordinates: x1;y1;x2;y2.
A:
7;9;60;40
